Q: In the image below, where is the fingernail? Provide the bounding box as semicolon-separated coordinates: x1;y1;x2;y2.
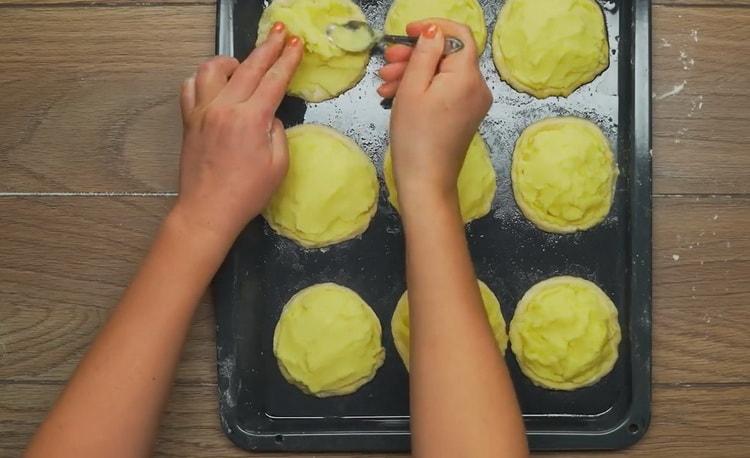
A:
424;24;438;39
287;36;301;47
272;22;285;33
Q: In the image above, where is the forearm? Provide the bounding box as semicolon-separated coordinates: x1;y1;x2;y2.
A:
26;207;232;458
402;194;528;458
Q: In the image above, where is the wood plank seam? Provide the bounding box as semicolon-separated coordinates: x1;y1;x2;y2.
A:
0;192;179;197
0;1;749;7
2;380;749;389
0;2;214;8
1;193;749;198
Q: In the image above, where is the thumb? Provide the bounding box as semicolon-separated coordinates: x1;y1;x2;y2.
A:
269;118;290;183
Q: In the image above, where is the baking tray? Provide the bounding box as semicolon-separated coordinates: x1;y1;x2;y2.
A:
212;0;652;452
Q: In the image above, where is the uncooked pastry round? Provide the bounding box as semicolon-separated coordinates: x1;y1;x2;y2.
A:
256;0;370;102
384;0;488;51
384;132;496;223
511;117;617;233
492;0;610;98
263;124;378;248
273;283;385;397
509;276;621;390
391;280;508;370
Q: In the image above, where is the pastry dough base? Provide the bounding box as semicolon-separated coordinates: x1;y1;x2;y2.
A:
492;0;610;98
384;0;488;51
264;124;378;248
511;117;617;233
391;280;508;370
257;0;370;102
509;276;621;390
274;283;385;397
384;132;496;224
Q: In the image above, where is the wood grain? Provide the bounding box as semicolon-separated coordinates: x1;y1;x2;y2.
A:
1;1;749;457
0;197;217;384
0;0;746;10
0;7;214;79
0;76;185;192
0;6;214;193
653;7;750;194
2;382;748;457
1;6;749;194
0;1;213;4
1;196;748;386
653;196;750;383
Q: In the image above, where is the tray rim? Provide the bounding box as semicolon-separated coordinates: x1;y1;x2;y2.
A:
212;0;652;452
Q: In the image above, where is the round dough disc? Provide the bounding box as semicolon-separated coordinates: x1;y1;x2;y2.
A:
384;132;496;223
274;283;385;397
384;0;488;51
391;280;508;370
511;117;617;233
509;276;621;390
492;0;610;98
256;0;370;102
264;124;379;248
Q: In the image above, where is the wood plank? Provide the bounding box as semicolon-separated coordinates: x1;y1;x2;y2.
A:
653;7;750;194
0;76;185;192
0;197;217;384
1;195;748;386
1;6;749;194
0;7;214;79
0;0;746;6
0;1;212;4
1;382;747;457
653;195;750;383
0;6;214;193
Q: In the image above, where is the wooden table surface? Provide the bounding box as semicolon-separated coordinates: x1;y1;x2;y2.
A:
1;0;748;457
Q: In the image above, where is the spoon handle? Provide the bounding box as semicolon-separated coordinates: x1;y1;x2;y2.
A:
381;35;464;55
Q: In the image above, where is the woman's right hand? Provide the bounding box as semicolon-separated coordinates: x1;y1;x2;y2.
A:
379;19;492;217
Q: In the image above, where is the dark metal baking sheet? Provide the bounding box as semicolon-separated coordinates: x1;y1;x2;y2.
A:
212;0;652;452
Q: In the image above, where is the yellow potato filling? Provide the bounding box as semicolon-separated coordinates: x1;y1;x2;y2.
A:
509;276;621;390
492;0;609;98
257;0;370;102
384;132;496;224
274;283;385;397
264;124;378;248
512;117;617;233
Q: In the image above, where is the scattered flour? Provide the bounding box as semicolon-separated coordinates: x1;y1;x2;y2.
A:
656;80;686;100
688;95;704;117
674;127;688;144
672;254;680;261
679;50;695;70
660;38;672;48
690;29;699;42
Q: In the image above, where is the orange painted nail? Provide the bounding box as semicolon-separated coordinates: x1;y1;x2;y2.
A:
272;22;285;33
424;24;438;38
287;36;302;47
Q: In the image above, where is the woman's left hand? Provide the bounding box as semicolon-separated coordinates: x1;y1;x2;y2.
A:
174;22;303;244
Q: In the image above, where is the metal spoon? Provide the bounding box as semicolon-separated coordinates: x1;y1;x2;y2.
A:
326;20;464;55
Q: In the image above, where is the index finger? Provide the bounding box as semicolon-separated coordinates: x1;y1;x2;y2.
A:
384;44;412;63
217;22;288;103
406;18;478;68
246;36;304;115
